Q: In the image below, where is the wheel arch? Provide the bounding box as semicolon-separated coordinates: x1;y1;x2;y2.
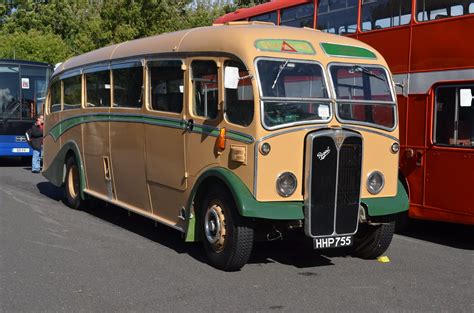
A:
183;167;305;242
42;140;86;199
184;167;248;242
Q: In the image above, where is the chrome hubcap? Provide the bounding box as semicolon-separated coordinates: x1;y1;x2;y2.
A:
204;204;226;251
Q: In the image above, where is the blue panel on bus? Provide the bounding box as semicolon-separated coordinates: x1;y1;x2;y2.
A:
0;135;33;156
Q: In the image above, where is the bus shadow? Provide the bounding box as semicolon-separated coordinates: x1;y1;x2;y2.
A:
37;181;63;201
248;240;336;268
36;181;338;269
396;219;474;250
0;157;30;167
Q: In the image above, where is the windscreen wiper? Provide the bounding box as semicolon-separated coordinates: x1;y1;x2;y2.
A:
272;59;289;89
350;65;385;82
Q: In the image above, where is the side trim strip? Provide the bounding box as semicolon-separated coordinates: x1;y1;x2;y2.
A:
47;113;255;144
393;69;474;95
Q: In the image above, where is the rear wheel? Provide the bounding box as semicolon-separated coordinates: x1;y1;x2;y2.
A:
352;221;395;259
64;156;82;210
200;186;254;271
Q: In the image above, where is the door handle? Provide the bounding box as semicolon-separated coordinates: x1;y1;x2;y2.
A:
185;119;194;132
103;156;111;181
415;150;423;167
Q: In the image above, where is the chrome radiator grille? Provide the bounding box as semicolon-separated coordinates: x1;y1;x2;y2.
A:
304;130;362;238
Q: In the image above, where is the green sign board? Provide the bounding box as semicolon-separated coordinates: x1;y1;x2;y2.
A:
320;43;377;59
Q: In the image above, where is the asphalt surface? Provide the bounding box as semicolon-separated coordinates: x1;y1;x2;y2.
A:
1;157;473;312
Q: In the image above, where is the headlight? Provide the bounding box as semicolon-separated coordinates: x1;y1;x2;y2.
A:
367;171;384;195
276;172;297;197
260;142;271;155
391;142;400;154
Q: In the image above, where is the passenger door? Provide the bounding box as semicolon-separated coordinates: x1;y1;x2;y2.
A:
109;62;150;212
82;67;112;199
145;60;187;225
425;84;474;221
184;59;221;179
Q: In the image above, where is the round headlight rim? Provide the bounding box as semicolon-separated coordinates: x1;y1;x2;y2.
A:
391;142;400;154
276;171;297;198
260;142;271;155
366;170;385;195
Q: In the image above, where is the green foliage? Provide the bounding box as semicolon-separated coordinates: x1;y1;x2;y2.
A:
0;0;250;64
0;29;72;64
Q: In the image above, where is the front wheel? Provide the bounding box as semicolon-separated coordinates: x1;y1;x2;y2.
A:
200;186;254;271
351;221;395;259
63;156;82;210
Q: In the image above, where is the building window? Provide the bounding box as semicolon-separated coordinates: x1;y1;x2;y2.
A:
361;0;411;31
280;3;314;28
317;0;358;35
434;85;474;147
112;63;143;108
85;70;110;108
63;75;82;110
191;60;218;119
149;60;184;113
224;60;254;127
249;12;278;24
49;80;61;113
416;0;474;22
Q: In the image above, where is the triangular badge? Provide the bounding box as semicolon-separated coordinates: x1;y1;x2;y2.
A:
281;41;297;53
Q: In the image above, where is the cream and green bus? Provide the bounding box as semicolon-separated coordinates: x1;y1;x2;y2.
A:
43;23;408;271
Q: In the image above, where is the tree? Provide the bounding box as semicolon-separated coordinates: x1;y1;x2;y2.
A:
0;29;72;64
0;0;238;62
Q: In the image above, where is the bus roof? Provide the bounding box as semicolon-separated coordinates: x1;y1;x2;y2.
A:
215;0;311;23
54;23;386;77
0;59;53;68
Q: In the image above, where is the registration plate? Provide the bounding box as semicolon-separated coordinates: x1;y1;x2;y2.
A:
12;148;30;153
313;236;353;249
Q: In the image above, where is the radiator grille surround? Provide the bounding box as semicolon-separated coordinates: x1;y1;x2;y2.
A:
304;129;363;238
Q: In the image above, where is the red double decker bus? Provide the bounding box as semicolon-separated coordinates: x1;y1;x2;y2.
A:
216;0;474;225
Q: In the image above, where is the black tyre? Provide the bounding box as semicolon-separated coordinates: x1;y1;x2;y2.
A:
63;156;82;210
352;221;395;259
199;186;254;271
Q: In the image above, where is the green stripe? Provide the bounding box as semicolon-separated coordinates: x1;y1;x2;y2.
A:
321;43;377;59
48;113;254;144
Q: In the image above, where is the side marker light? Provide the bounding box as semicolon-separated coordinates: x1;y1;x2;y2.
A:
217;128;226;150
377;256;390;263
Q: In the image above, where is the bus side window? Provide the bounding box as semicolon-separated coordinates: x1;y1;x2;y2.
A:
191;60;218;119
317;0;358;35
85;70;110;108
249;12;277;24
148;60;183;113
63;75;81;110
280;3;314;28
361;0;411;32
112;63;143;108
224;60;254;127
49;80;61;113
416;0;474;22
434;86;474;147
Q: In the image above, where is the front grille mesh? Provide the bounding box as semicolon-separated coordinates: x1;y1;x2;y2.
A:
306;131;362;237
